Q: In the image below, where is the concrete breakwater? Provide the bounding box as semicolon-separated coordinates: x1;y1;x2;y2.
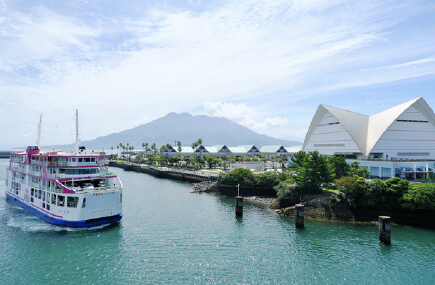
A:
109;161;219;183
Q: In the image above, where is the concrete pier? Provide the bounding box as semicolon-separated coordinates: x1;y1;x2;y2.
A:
295;204;304;228
379;216;391;244
235;196;243;217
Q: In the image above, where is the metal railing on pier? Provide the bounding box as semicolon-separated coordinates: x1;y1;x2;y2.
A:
114;161;219;181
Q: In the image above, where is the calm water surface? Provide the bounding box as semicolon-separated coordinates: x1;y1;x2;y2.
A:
0;159;434;284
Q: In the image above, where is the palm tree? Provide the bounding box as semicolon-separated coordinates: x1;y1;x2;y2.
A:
145;143;149;156
152;143;157;156
177;141;182;157
196;139;203;158
119;143;123;156
117;145;119;157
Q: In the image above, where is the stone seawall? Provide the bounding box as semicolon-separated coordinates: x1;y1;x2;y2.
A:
109;161;218;183
277;200;435;228
208;184;277;197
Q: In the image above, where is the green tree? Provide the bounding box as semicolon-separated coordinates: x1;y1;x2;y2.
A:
334;176;367;207
290;151;309;168
170;155;180;166
365;178;388;207
205;155;218;169
401;183;435;210
221;161;229;170
296;151;335;194
328;155;351;179
218;168;255;187
278;157;284;168
151;143;157;156
350;162;370;178
197;156;205;168
146;154;155;165
177;141;182;156
384;177;409;207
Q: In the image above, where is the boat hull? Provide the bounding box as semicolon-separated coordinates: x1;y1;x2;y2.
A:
5;192;122;227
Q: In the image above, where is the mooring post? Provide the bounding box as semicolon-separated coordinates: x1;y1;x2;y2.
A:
236;196;243;217
295;204;304;228
379;216;391;244
235;183;243;217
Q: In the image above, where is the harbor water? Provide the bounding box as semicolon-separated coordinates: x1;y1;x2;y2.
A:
0;159;434;284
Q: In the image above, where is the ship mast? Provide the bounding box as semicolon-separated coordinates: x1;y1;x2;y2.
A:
74;109;80;155
37;114;43;149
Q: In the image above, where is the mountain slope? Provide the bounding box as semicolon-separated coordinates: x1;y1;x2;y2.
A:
81;113;302;149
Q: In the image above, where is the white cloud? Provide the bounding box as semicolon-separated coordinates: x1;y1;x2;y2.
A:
0;0;434;148
204;102;289;135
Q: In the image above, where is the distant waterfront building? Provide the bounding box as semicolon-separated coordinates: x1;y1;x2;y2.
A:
230;161;265;172
302;97;435;179
173;145;302;160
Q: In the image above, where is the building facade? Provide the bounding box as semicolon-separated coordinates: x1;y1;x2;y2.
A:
303;97;435;179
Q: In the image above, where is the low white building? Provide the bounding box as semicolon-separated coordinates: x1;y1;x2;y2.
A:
230;161;265;172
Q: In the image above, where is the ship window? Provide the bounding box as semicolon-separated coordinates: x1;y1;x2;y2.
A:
31;188;34;196
31;197;34;203
67;197;79;208
42;191;46;202
78;158;83;162
37;190;41;199
82;198;86;208
46;204;50;211
52;194;56;205
58;196;65;207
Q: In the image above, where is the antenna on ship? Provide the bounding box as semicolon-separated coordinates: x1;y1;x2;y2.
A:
37;114;43;149
74;109;80;155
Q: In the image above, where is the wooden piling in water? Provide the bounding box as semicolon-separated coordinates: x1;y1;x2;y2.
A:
235;197;243;217
379;216;391;244
295;204;304;228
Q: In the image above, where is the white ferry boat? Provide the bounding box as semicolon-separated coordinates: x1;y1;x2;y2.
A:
4;111;123;227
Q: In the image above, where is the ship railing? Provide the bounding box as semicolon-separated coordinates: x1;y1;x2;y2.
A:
73;186;122;194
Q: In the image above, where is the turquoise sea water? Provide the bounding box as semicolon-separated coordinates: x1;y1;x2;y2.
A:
0;159;434;284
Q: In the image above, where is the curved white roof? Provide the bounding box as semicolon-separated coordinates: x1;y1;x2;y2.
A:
303;97;435;157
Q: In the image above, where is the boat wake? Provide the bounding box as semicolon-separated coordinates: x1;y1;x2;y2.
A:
6;214;113;232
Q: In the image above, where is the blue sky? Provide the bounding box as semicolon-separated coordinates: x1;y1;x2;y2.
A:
1;0;435;149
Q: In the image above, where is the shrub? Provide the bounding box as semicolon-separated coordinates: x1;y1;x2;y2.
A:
334;176;367;207
218;168;255;187
384;177;410;207
274;179;298;199
401;183;435;210
254;172;281;188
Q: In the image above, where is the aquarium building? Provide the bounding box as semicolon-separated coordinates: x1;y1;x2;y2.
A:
302;97;435;179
